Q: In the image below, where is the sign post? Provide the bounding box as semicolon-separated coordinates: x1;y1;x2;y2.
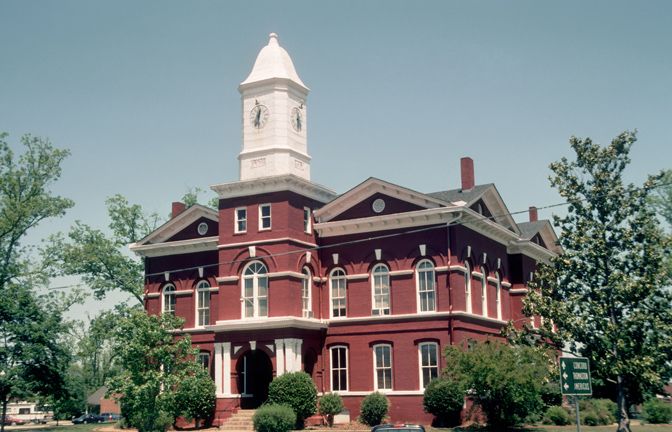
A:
560;357;592;432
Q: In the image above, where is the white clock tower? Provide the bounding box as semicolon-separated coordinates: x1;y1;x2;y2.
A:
238;33;311;181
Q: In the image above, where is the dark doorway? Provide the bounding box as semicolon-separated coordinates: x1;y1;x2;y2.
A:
237;349;273;408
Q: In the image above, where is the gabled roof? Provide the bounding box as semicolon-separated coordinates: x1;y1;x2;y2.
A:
129;204;219;258
314;177;447;223
87;386;107;405
428;184;520;234
518;220;562;255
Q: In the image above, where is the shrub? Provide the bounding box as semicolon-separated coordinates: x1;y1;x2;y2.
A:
578;398;616;426
267;371;317;429
253;404;296;432
359;392;389;426
422;378;464;426
642;398;672;424
542;406;571;425
318;393;344;427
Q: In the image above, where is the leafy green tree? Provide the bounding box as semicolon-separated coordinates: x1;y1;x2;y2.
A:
519;132;672;432
422;378;464;426
0;133;75;432
443;341;551;428
318;393;344;427
107;310;215;432
74;310;122;392
172;368;216;427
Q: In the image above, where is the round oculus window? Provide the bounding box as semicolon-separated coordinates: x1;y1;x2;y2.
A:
197;222;208;236
372;198;386;213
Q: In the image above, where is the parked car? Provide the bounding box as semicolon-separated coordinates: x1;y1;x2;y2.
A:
0;416;27;426
100;412;122;422
72;413;104;424
371;424;426;432
31;415;51;424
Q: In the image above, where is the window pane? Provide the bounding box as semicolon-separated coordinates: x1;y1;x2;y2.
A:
258;298;267;316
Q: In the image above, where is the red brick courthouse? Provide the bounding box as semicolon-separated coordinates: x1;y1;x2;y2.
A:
130;34;559;424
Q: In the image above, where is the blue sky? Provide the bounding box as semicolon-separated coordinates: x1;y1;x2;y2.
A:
2;0;671;318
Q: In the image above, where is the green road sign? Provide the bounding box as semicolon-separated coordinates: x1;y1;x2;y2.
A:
560;357;592;395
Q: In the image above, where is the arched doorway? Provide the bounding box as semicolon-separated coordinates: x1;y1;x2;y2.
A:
236;349;273;408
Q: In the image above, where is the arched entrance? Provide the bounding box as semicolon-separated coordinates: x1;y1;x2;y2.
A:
237;349;273;408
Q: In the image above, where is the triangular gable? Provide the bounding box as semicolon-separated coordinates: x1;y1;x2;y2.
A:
478;185;520;234
518;220;561;254
314;178;447;223
133;204;219;246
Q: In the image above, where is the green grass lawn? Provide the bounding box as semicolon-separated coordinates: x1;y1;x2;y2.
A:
15;423;109;432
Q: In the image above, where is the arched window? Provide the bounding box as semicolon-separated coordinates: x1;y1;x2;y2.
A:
480;266;488;317
162;284;176;315
372;264;390;316
329;268;347;318
465;261;472;314
418;342;439;389
496;272;502;320
330;345;348;392
373;344;393;391
242;261;268;318
416;260;436;312
196;280;211;326
302;266;312;318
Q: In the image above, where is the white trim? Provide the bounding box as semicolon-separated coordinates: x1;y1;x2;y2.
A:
303;207;312;234
450;264;467;272
241;261;269;318
435;266;449;273
510;288;529;294
161;283;176;315
208;316;327;332
218;236;318;249
328;390;425;397
416;260;437;313
345;273;369;281
472;271;484;278
329;268;347;319
372;344;393;391
131;204;219;247
371;264;391;316
479;265;488;318
389;269;414;276
418;342;439;390
301;266;312;318
501;281;512;288
268;270;304;279
174;290;193;296
196;280;211;327
465;261;472;314
145;293;160;298
211;174;337;203
216;276;239;283
130;236;218;258
330;345;349;392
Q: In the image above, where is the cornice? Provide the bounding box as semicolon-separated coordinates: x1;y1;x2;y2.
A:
130;236;218;258
206;316;327;332
210;174;336;203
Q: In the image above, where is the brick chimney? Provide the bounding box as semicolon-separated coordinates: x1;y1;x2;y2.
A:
460;157;475;191
528;206;538;222
172;201;186;219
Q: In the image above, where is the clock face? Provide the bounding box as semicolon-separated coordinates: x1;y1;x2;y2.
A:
249;104;269;129
290;107;303;132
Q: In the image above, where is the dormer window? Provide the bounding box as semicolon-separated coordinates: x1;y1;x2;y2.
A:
259;204;271;230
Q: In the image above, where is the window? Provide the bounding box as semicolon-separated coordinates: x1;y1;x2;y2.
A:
465;262;472;314
198;352;210;371
416;260;436;312
480;266;488;317
330;268;347;318
196;280;211;326
372;264;390;316
419;342;439;389
162;284;176;315
259;204;271;230
330;346;348;391
235;207;247;233
303;207;312;234
373;344;393;390
242;261;268;318
302;267;312;318
496;272;502;320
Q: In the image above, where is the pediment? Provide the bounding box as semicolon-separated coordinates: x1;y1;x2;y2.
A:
314;178;447;223
133;204;219;246
518;220;561;254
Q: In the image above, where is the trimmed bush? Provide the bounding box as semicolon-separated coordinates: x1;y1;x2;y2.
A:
267;371;317;429
253;404;296;432
543;406;571;425
578;398;616;426
318;393;344;427
423;378;464;426
642;398;672;424
359;392;389;426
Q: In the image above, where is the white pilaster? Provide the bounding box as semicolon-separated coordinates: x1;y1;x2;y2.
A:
284;339;294;372
214;343;223;396
275;339;285;376
295;339;302;371
222;342;232;396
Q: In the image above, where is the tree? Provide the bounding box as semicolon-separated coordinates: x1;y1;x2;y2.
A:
520;132;672;432
107;309;215;432
442;341;551;428
0;133;75;432
267;371;317;429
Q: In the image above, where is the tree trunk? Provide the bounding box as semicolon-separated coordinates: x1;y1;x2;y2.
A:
1;397;8;432
616;376;631;432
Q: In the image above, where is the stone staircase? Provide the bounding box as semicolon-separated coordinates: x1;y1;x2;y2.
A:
220;409;256;431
